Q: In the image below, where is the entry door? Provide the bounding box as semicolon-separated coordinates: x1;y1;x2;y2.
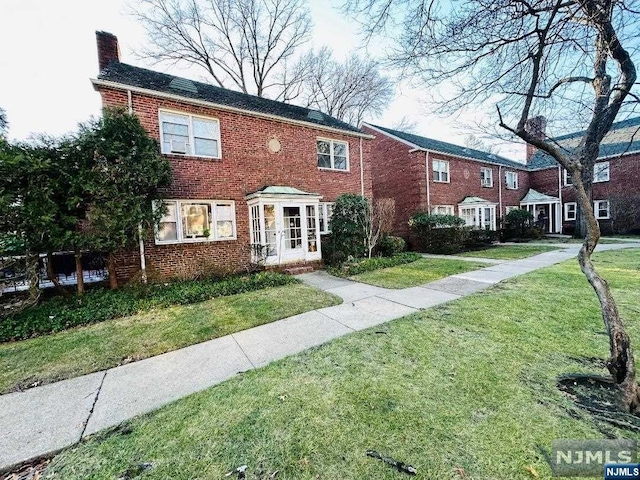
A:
280;205;304;260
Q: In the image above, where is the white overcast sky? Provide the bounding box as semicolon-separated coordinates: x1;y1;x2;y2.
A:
0;0;525;159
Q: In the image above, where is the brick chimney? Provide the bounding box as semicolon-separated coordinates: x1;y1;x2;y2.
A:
524;116;547;163
96;31;120;71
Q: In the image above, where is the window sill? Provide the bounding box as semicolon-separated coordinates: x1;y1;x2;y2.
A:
162;153;222;161
318;167;350;173
593;179;610;183
481;185;493;188
433;180;450;184
505;186;518;190
155;236;237;246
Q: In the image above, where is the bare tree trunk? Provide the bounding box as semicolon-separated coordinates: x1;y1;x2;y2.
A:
25;251;40;305
75;252;84;296
47;252;71;297
574;181;640;412
107;253;119;290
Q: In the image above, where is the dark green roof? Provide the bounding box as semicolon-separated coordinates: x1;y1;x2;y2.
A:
96;62;365;135
366;123;528;170
528;116;640;170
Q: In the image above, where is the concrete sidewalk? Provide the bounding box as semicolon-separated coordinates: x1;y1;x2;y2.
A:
0;243;636;472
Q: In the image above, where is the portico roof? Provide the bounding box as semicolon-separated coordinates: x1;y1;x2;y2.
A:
245;185;321;200
458;196;497;206
520;188;559;204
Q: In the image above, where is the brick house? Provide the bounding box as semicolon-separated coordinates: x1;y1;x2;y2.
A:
364;117;640;239
93;32;373;280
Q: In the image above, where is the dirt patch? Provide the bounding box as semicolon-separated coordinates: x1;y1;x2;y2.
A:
1;457;50;480
558;374;640;432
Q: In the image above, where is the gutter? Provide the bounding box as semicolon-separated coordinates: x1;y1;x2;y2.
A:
92;78;375;140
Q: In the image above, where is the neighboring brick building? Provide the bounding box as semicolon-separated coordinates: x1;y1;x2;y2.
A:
93;32;373;280
364;117;640;238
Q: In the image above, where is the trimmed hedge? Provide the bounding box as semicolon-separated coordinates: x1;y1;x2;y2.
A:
0;272;297;342
409;212;469;254
376;235;406;257
328;252;422;277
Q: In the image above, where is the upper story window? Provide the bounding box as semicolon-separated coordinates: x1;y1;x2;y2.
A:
159;111;221;158
433;160;450;183
480;167;493;188
156;199;236;244
319;202;334;234
594;162;610;183
505;171;518;189
594;200;610;219
317;139;349;171
564;169;573;186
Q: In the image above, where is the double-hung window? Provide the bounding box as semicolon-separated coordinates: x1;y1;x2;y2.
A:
505;171;518;189
159;111;221;158
564;202;577;221
593;162;610;183
564;169;574;186
318;202;334;234
431;205;454;215
317;139;349;170
433;160;450;182
156;200;236;243
480;167;493;187
594;200;610;219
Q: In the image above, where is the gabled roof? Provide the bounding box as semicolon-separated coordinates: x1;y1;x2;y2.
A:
520;188;559;204
458;196;497;205
528;116;640;170
244;185;320;200
94;62;367;137
364;123;528;170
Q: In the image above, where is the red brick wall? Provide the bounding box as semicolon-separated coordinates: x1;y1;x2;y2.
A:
364;125;530;238
99;87;372;279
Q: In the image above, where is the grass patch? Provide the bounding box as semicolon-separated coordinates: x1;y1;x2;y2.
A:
327;252;422;277
0;272;296;342
350;257;486;289
459;244;560;260
0;283;340;393
43;249;640;479
534;237;621;244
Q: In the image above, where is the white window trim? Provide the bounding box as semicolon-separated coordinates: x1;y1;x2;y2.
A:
458;204;497;230
317;138;350;171
594;200;610;219
593;161;610;183
564;202;577;221
431;205;455;215
158;109;222;159
319;202;334;234
155;199;236;244
433;159;450;183
563;169;573;186
480;167;493;188
505;171;518;190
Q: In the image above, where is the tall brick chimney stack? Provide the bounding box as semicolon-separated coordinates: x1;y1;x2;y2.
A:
524;116;547;163
96;31;120;72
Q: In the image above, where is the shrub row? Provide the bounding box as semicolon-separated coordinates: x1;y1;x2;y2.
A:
0;272;297;342
328;252;422;277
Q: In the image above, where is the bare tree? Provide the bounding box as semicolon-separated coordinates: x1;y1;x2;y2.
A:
391;116;419;133
464;134;497;154
302;47;394;125
362;198;395;258
344;0;640;411
132;0;312;99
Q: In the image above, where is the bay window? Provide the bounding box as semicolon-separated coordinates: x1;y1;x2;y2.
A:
156;200;236;244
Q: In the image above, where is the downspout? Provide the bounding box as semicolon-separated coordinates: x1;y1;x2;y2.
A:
425;151;431;212
498;165;503;216
129;89;148;285
359;137;365;196
557;165;563;234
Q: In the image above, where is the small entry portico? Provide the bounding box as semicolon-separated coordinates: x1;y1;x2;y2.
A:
520;188;561;233
246;186;323;266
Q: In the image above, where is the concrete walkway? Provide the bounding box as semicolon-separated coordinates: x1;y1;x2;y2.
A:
1;243;638;472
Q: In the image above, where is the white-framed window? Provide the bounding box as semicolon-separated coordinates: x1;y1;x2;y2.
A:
564;169;574;186
318;202;334;234
433;160;450;183
156;199;236;244
480;167;493;187
505;206;520;214
564;202;577;221
317;139;349;171
159;111;221;158
505;171;518;189
431;205;455;215
594;162;610;183
594;200;610;219
459;205;496;230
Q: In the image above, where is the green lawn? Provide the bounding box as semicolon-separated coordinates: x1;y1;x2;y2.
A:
349;257;487;289
0;284;340;394
534;237;622;244
45;249;640;479
458;244;560;260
